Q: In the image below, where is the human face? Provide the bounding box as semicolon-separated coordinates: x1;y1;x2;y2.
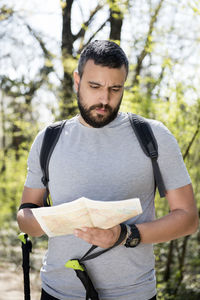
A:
74;60;127;128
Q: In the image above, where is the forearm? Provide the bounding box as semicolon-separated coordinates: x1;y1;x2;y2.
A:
17;208;45;237
137;208;198;244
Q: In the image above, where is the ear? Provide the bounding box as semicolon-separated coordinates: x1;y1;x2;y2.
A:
73;71;80;92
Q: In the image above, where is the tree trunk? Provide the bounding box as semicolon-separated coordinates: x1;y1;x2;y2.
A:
60;0;109;119
109;1;123;41
163;240;174;282
60;0;76;119
174;236;190;295
0;92;7;173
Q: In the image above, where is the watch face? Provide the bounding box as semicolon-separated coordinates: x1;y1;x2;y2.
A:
125;225;141;248
129;237;140;247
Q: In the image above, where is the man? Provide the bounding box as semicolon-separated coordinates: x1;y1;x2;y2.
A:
17;40;198;300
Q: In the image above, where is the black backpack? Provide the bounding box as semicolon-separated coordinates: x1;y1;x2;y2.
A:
40;113;165;207
19;113;166;300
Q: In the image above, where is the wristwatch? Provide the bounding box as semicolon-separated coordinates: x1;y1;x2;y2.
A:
124;224;141;248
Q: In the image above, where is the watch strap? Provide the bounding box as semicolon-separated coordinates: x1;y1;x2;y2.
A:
121;224;130;245
124;224;141;248
19;203;41;210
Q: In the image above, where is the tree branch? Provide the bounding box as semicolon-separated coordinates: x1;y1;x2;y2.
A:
25;24;52;60
183;116;200;160
78;18;110;54
133;0;165;85
74;3;104;41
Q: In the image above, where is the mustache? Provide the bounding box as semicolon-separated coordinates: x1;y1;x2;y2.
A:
89;103;112;112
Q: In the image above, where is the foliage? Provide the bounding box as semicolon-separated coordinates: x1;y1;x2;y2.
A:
0;149;25;222
0;0;199;298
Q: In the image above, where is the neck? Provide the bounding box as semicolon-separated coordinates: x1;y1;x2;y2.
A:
78;115;93;128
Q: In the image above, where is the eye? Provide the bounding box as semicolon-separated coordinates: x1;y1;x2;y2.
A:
112;87;121;92
90;85;99;89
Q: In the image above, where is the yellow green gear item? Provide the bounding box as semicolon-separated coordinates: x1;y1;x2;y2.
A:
65;259;85;271
46;195;53;206
18;232;27;244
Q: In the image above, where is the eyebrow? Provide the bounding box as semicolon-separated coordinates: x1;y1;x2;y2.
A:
88;81;123;88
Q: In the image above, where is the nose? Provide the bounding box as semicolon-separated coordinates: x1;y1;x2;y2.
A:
99;89;110;105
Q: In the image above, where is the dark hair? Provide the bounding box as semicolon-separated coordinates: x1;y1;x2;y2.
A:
78;40;129;78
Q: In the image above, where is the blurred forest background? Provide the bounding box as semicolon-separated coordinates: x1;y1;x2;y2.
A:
0;0;200;299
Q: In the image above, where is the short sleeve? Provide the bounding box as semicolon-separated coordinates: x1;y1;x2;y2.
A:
150;120;191;191
25;129;46;189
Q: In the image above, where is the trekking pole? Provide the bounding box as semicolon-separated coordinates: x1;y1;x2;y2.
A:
18;233;32;300
65;259;99;300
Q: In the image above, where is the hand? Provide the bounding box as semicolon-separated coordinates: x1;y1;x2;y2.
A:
74;225;121;248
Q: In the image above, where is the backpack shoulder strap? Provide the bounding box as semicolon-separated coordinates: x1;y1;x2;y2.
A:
40;120;67;206
128;113;166;198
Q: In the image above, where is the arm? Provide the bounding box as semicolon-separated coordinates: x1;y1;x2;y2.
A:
137;183;199;243
74;183;199;247
17;186;46;237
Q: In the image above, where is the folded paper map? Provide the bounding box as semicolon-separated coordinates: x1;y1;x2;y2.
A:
31;197;142;237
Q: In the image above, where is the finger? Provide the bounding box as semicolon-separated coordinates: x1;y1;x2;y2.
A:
74;228;105;247
73;226;120;248
74;228;95;244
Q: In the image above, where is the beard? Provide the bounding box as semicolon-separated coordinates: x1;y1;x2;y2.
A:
77;89;123;128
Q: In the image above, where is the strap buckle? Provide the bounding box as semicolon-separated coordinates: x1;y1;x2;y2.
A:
147;142;158;159
41;176;48;186
65;259;85;271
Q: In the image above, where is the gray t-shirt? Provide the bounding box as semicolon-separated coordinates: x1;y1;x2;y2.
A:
25;112;191;300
